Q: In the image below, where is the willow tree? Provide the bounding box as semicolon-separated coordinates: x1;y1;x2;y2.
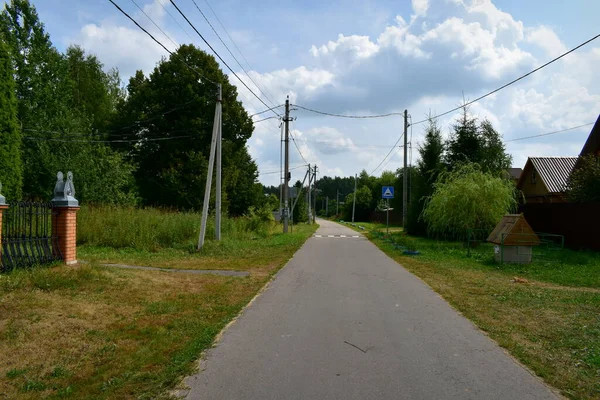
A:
422;163;516;239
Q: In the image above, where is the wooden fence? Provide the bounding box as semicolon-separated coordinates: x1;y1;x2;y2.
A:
519;202;600;250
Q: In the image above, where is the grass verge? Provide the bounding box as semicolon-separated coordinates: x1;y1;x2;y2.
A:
1;224;317;399
360;225;600;400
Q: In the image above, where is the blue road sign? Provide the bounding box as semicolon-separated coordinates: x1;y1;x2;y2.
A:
382;186;394;199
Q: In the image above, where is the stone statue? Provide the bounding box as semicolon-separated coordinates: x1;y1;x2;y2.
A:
52;171;78;207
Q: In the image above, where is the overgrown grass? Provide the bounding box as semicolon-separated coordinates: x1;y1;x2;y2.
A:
1;206;317;399
77;206;275;252
361;226;600;399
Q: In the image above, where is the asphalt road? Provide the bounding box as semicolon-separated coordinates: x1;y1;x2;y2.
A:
184;220;558;400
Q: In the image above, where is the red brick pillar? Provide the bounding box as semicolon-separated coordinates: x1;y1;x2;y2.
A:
51;171;79;265
52;206;80;265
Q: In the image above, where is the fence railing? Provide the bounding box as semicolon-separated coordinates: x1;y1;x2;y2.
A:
0;201;62;271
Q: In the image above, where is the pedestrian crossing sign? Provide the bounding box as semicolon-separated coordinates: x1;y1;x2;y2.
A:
382;186;394;199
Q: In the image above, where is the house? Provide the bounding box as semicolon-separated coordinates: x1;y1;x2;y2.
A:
517;157;578;203
507;167;522;183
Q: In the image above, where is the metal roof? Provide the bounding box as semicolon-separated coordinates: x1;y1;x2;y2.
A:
529;157;577;193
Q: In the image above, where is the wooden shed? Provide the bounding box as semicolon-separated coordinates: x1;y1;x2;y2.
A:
487;214;540;263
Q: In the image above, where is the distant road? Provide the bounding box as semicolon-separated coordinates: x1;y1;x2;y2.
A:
184;219;558;400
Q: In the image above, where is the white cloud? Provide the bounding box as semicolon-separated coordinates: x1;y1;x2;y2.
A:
525;26;567;57
72;23;166;78
412;0;430;17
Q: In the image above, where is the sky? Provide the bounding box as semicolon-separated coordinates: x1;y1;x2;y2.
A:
21;0;600;186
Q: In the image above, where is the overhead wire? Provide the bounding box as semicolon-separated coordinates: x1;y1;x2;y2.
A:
130;0;178;49
292;104;404;119
190;0;279;110
156;0;197;44
250;105;284;117
202;0;279;103
290;119;309;165
411;32;600;126
504;122;594;143
168;0;282;118
108;0;218;86
370;132;404;176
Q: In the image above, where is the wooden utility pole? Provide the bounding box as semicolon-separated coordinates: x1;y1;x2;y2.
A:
215;85;222;240
283;97;290;233
352;174;357;223
198;84;222;250
403;109;408;227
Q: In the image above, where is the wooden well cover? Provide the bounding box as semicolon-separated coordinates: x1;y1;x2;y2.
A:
487;214;540;246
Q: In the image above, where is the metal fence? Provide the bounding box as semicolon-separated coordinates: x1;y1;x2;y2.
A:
466;229;564;265
1;201;62;271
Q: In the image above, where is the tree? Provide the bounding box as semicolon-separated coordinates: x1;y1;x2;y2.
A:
115;45;257;213
567;155;600;202
0;38;22;199
343;185;372;221
479;119;512;174
445;108;512;175
422;163;517;239
65;45;124;131
446;107;480;169
406;117;444;235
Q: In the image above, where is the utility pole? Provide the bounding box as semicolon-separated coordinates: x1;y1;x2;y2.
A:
403;109;408;228
307;164;312;224
336;189;339;216
198;84;222;250
313;165;318;223
326;196;328;217
283;97;290;233
279;121;283;218
215;85;222;240
352;173;357;223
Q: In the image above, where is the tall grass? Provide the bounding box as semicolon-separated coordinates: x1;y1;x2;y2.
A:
77;206;275;252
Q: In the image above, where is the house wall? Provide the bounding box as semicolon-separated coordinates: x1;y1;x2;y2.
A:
518;162;566;204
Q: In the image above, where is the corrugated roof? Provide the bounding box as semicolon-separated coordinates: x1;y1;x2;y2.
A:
530;157;577;193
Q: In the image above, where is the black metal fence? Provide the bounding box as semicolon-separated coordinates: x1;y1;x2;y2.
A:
1;201;62;272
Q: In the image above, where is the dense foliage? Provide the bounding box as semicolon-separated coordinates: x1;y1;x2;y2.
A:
567;155;600;202
0;0;261;215
422;163;517;238
0;38;22;199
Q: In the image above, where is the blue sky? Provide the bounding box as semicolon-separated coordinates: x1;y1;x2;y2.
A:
20;0;600;185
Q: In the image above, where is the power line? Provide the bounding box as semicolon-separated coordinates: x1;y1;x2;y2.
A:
292;104;404;119
250;105;284;117
156;0;196;44
370;132;404;176
190;0;279;110
253;116;280;124
108;0;217;86
23;132;193;143
411;32;600;126
505;122;594;143
168;0;281;118
289;119;309;165
202;0;279;103
130;0;178;49
260;164;306;175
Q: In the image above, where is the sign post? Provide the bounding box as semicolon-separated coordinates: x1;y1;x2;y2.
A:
382;186;395;235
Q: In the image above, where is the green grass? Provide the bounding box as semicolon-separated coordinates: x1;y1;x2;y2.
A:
77;206;275;252
359;224;600;399
1;207;317;399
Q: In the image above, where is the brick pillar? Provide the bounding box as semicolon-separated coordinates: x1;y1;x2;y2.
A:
51;171;79;265
52;206;80;265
